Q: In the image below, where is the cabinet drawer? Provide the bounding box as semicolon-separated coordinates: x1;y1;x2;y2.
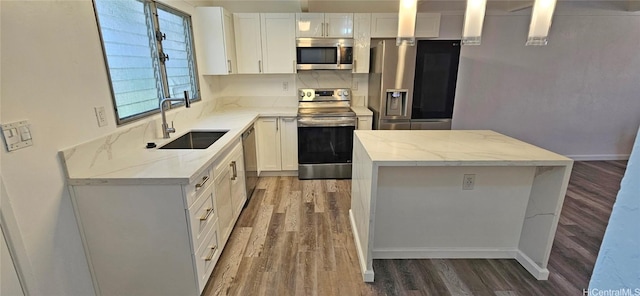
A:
196;222;220;292
185;167;213;207
188;184;217;251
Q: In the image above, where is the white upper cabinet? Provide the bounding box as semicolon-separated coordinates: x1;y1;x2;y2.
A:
295;13;324;37
370;13;441;38
352;13;371;74
193;7;237;75
234;13;296;74
260;13;296;74
296;13;353;38
416;13;441;37
324;13;354;37
234;13;263;74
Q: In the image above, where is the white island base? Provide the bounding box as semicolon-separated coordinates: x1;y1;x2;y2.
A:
349;130;573;282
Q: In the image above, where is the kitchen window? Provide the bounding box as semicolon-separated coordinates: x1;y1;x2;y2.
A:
93;0;200;124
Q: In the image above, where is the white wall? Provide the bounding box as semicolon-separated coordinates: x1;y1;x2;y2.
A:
445;10;640;159
0;1;217;295
1;227;24;296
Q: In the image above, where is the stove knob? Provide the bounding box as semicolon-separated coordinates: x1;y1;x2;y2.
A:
299;90;305;98
343;90;349;96
337;90;343;96
306;92;312;97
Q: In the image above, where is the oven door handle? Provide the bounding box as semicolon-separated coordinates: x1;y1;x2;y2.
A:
297;117;356;127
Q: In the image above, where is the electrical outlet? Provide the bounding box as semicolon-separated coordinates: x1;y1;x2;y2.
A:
95;106;107;127
463;174;475;190
282;82;288;91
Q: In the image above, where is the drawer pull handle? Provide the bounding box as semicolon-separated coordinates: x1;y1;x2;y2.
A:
230;161;237;180
199;208;213;221
204;245;218;261
195;176;209;190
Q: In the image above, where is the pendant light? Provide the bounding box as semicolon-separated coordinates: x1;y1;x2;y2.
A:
462;0;487;45
526;0;557;45
397;0;418;46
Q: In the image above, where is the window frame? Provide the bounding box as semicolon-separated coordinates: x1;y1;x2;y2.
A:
92;0;201;125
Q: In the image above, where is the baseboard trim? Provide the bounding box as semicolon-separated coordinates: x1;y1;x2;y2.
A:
258;170;298;177
566;154;630;161
370;248;549;280
349;210;375;282
515;250;549;280
372;248;517;259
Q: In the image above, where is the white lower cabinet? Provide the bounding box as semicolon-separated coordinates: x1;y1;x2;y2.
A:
195;221;219;290
214;167;233;244
70;139;246;296
357;116;372;130
214;140;246;243
256;116;298;173
279;117;298;170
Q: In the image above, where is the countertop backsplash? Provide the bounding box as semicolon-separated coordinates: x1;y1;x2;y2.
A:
297;70;352;89
216;95;366;108
216;96;298;109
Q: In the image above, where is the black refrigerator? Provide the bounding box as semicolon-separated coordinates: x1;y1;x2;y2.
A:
368;39;461;130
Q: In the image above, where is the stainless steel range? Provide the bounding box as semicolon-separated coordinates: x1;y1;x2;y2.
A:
297;88;356;179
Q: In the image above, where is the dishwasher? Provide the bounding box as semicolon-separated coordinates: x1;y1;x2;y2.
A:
242;125;258;205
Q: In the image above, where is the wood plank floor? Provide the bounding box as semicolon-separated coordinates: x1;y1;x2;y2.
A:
202;161;627;296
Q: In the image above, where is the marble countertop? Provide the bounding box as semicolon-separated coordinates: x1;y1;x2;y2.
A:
351;106;373;116
355;130;573;166
62;107;297;186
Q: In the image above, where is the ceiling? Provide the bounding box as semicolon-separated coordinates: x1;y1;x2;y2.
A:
183;0;637;13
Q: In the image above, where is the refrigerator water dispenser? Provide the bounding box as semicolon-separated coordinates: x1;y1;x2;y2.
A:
385;90;408;117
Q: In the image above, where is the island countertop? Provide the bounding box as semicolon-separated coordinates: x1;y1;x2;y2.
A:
355;130;572;166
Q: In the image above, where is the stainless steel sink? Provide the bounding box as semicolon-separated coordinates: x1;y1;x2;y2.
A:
159;131;228;149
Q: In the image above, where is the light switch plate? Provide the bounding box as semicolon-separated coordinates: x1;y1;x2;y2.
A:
1;120;33;152
95;106;107;127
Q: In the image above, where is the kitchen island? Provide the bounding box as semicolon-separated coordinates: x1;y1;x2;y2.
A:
349;130;573;282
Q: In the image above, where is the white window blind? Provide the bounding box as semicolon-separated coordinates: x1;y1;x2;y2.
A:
93;0;199;124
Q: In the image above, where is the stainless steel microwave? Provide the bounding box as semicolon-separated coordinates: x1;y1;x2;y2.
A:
296;38;353;70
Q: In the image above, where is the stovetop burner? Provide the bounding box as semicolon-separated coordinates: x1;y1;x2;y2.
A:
297;88;354;118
